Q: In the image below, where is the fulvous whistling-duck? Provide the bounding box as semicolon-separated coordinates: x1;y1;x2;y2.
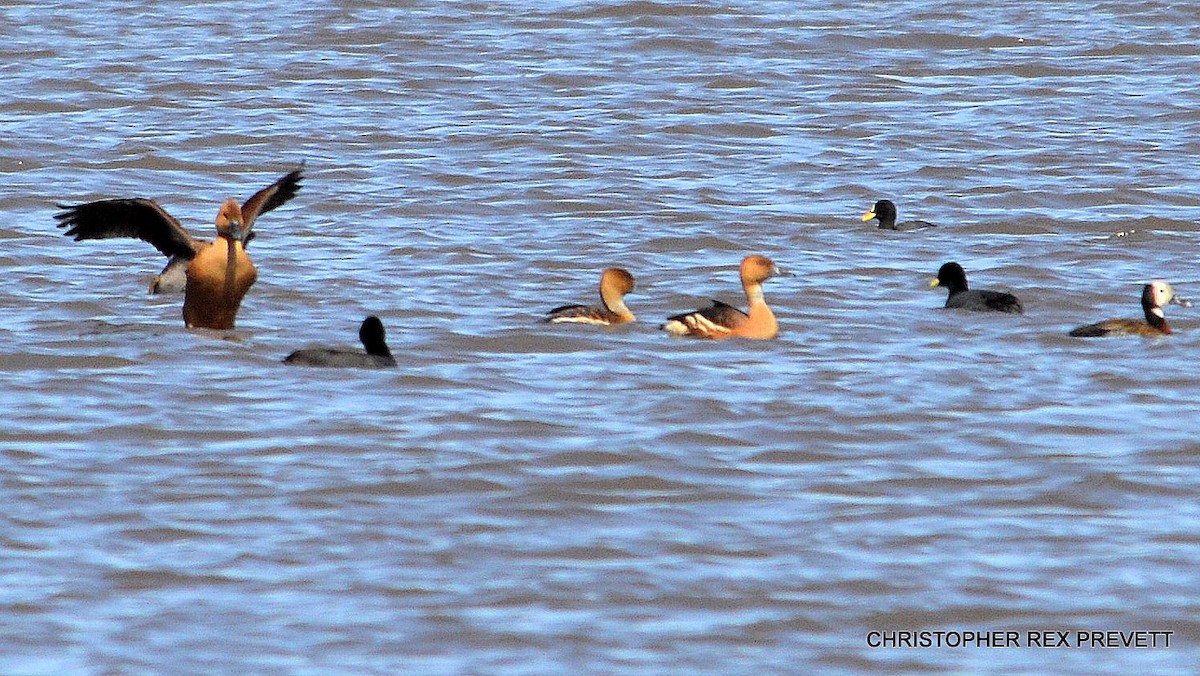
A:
662;255;784;340
180;200;258;329
931;262;1024;314
862;199;936;230
1070;281;1190;337
55;168;302;330
546;268;636;325
55;168;302;295
284;316;397;368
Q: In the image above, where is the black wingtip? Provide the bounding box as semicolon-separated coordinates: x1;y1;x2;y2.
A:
1069;325;1106;337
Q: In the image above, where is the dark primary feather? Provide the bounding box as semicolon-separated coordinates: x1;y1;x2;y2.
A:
1069;322;1117;338
54;198;198;259
545;304;622;323
547;303;588;316
666;299;748;325
240;167;304;230
545;304;593;321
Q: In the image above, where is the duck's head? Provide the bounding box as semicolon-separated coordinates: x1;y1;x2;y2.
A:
862;199;897;224
600;268;636;296
1145;280;1191;312
741;255;786;285
215;198;248;242
359;315;392;357
930;261;969;293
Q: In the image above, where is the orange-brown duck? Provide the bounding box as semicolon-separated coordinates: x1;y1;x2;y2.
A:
546;268;636;325
55;168;302;329
55;168;301;295
662;255;784;340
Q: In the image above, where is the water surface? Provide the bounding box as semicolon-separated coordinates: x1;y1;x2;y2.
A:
3;1;1200;673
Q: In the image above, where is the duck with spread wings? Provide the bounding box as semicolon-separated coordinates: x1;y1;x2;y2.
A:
55;168;302;330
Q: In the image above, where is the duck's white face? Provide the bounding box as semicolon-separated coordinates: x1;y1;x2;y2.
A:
1149;281;1189;308
1150;281;1174;308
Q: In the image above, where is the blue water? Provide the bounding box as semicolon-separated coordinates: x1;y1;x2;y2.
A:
2;1;1199;673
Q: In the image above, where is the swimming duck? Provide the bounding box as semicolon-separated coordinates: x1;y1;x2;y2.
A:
862;199;936;230
546;268;636;325
931;262;1023;314
662;255;783;339
1069;281;1190;337
55;168;302;294
284;316;397;368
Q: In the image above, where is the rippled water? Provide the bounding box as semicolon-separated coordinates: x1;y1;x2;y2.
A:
4;1;1200;673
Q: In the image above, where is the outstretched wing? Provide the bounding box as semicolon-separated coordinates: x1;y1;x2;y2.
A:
54;198;198;260
241;166;304;231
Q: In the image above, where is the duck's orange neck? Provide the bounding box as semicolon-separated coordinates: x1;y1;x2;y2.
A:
224;236;238;297
741;282;778;339
601;287;634;322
